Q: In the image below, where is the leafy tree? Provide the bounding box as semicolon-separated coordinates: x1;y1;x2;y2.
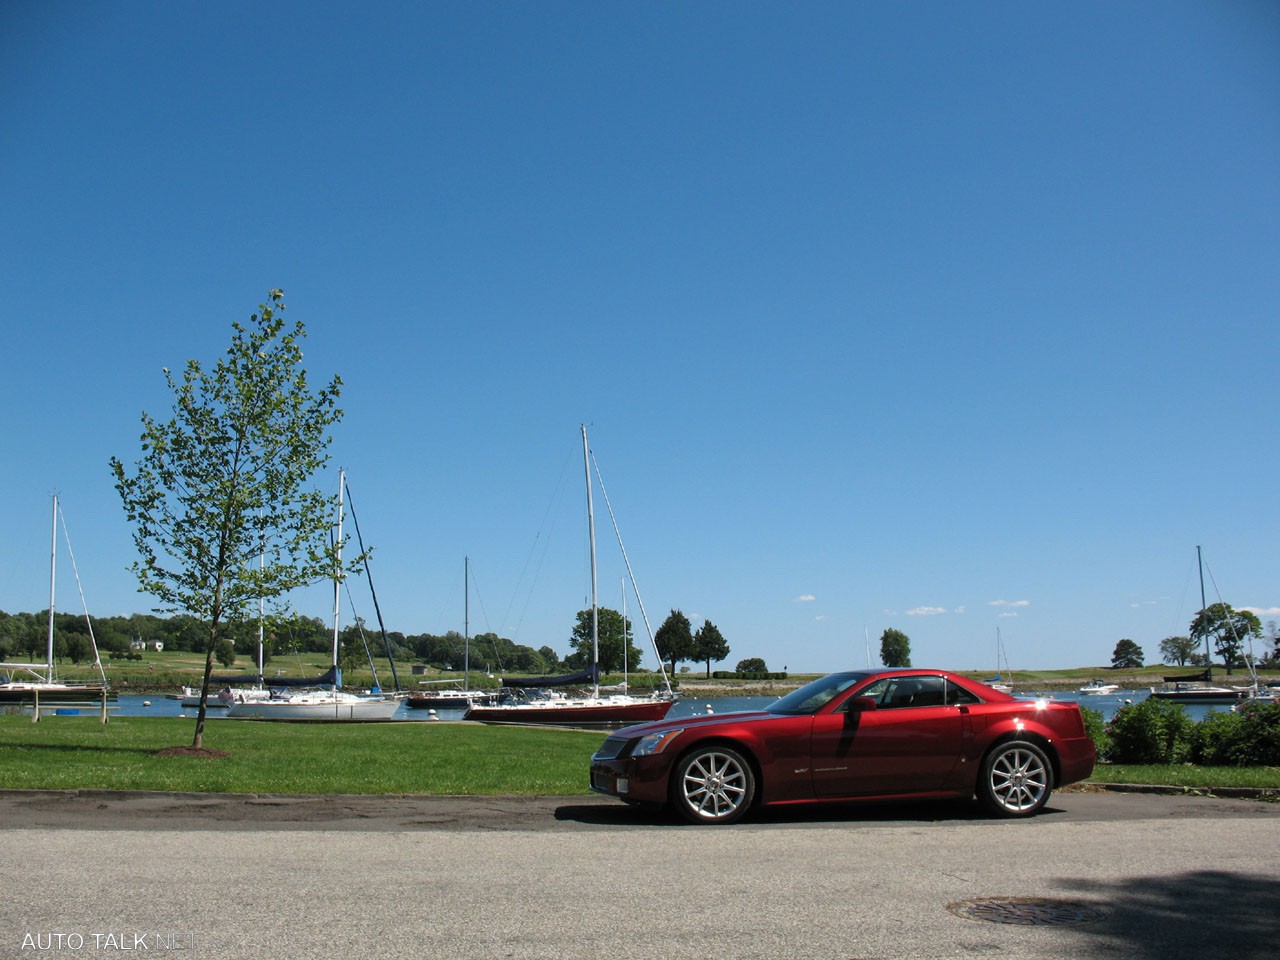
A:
654;609;695;675
736;657;768;674
1159;635;1198;667
879;628;911;668
567;607;639;673
110;290;349;748
60;632;93;665
1190;603;1262;674
214;638;237;668
693;620;730;678
1111;638;1144;669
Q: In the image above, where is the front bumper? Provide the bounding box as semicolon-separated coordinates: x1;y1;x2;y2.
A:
589;756;670;805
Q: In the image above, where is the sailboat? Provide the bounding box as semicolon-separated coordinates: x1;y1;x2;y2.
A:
1150;547;1247;705
0;497;109;705
465;426;677;726
982;628;1013;693
408;557;497;710
227;470;399;721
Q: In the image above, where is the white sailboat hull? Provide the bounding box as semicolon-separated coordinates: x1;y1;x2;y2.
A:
226;692;400;721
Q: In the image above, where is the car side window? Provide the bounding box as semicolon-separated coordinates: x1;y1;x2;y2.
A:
946;680;982;705
856;676;947;709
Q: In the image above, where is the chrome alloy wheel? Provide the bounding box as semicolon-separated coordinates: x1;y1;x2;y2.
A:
983;742;1051;816
673;746;755;824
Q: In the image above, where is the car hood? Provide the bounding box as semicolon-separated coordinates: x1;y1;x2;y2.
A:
613;709;776;739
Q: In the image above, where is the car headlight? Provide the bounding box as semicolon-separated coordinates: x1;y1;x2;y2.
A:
631;728;684;757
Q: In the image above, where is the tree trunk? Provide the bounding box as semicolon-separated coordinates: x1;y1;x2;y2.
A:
192;622;222;749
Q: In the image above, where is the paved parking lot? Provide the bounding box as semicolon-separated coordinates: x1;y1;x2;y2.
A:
1;790;1277;959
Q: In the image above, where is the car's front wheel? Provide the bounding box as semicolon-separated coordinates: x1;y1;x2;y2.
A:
978;740;1053;817
671;745;756;824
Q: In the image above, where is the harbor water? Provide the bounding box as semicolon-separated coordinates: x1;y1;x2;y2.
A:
87;690;1230;724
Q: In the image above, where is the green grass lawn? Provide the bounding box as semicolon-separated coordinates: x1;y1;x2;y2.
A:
0;716;600;795
1087;763;1280;790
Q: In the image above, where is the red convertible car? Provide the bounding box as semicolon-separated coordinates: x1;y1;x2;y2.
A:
590;669;1095;824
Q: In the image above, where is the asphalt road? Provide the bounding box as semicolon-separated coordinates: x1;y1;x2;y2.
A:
1;789;1278;959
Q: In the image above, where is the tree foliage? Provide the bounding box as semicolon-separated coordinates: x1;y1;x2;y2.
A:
879;628;911;668
693;620;730;678
654;609;695;675
1190;603;1262;673
1111;638;1144;669
110;290;348;747
1158;635;1198;667
566;607;640;674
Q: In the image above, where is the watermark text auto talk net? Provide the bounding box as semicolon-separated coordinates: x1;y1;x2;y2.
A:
20;932;195;951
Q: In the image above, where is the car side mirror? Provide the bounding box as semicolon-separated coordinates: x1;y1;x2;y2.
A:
847;696;878;713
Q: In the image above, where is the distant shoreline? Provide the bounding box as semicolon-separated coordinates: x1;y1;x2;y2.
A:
676;670;1280;698
99;668;1280;698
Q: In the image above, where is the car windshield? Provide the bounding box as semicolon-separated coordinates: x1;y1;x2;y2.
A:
768;672;871;715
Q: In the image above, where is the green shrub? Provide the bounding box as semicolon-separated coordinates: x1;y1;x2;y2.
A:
1080;705;1110;759
1228;700;1280;765
1188;701;1280;766
711;671;789;681
1241;700;1280;764
1105;698;1194;764
1188;710;1247;765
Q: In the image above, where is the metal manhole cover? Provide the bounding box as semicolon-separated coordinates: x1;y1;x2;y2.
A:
947;897;1106;927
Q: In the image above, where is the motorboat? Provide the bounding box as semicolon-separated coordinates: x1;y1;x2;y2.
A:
1078;680;1121;696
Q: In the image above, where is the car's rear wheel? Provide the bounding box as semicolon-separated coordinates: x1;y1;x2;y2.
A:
671;745;755;824
979;740;1052;817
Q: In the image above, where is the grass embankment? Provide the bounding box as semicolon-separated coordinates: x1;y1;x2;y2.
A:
0;716;599;796
1087;764;1280;791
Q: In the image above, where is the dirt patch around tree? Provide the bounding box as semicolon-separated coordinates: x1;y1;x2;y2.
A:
152;746;231;759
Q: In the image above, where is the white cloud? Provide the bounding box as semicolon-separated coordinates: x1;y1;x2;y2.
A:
988;599;1030;609
792;594;816;603
906;606;948;617
1245;606;1280;617
815;614;829;622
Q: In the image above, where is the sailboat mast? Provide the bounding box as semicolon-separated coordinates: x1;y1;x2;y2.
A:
46;495;57;680
582;425;599;697
464;556;470;692
1197;545;1211;677
331;469;345;684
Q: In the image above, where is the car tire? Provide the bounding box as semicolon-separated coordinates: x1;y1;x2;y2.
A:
978;740;1053;817
671;744;756;825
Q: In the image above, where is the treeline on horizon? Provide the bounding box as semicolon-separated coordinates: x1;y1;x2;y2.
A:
0;609;565;676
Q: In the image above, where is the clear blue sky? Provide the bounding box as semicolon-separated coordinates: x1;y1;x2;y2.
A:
2;1;1276;673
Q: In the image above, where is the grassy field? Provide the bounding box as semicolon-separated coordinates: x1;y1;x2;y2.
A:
0;716;599;795
1086;764;1280;790
2;715;1277;796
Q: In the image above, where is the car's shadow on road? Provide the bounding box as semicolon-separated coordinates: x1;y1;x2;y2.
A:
554;797;1070;827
